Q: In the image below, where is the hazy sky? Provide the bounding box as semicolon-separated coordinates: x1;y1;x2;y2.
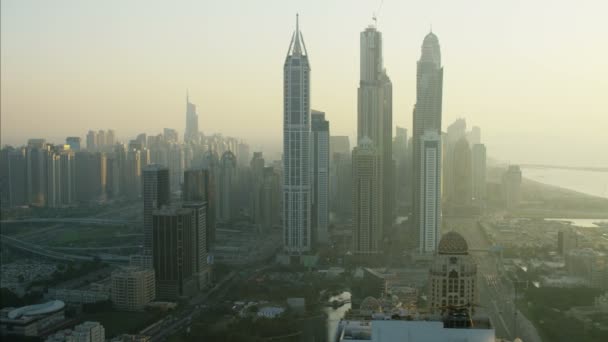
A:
1;0;607;166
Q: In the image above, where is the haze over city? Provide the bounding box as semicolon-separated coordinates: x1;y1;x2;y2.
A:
2;1;608;342
2;0;607;166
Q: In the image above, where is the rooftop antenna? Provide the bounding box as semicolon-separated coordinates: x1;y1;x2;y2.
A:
373;0;384;26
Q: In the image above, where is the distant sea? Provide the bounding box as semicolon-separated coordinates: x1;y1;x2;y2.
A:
521;167;608;199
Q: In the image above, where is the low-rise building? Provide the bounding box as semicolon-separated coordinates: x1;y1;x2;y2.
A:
0;300;66;338
111;267;156;311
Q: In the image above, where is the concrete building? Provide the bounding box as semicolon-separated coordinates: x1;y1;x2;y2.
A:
152;206;198;300
75;152;106;203
311;110;330;246
471;143;486;202
86;131;97;151
330;136;350;156
26;139;50;206
419;131;442;254
358;25;393;228
111;267;156;311
352;138;382;255
143;164;170;257
283;15;312;254
428;232;478;313
412;32;443;243
565;248;608;289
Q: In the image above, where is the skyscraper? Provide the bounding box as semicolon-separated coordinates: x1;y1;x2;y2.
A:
283;15;311;254
152;206;198;300
219;151;237;222
184;94;199;144
143;164;170;256
471;143;487;202
311;110;330;246
451;137;472;206
86;131;97;151
419;131;442;254
352;138;382;255
183;169;215;250
412;32;443;247
502;165;522;209
357;25;393;228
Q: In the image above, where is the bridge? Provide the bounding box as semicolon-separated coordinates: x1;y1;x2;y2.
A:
520;164;608;173
0;234;129;263
0;218;137;225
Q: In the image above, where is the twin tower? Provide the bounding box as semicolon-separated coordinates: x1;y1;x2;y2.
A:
282;15;443;257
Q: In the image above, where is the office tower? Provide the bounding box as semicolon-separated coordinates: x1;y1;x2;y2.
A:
163;128;179;143
352;138;382;255
558;229;579;256
182;201;209;289
429;232;478;314
106;130;115;147
136;133;147;148
330;136;350;156
471;144;487;202
419;131;442;254
219;151;237;221
311;110;330;245
358;25;393;228
502;165;522;209
86;130;97;150
124;149;142;199
184;94;199;144
111;266;155;311
183;169;216;249
451;138;472;206
283;14;312;254
59;150;76;205
25;139;49;206
66;137;81;151
97;130;106;148
412;32;443;239
152;206;198;300
393;127;408;212
143;164;170;256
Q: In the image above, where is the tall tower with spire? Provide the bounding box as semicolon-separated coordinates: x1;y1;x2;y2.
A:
412;32;443;254
283;14;312;254
357;25;393;232
184;92;199;144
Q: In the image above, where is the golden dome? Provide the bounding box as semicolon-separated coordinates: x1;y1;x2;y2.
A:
438;231;469;255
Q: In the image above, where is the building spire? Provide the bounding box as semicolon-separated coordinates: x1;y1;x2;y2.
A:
293;13;302;55
186;89;189;103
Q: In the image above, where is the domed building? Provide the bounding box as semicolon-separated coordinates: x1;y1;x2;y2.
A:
428;231;478;314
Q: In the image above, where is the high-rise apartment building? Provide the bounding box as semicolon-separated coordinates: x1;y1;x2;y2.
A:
352;138;382;255
412;32;443;243
283;15;312;254
143;164;170;256
182;201;210;289
358;25;393;228
66;137;81;151
419;131;442;254
86;131;97;151
311;110;330;246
